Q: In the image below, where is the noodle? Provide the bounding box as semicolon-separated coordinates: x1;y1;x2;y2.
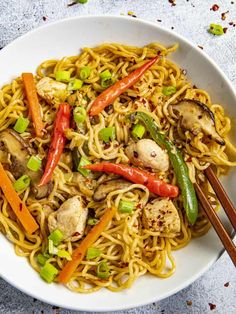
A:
0;42;235;293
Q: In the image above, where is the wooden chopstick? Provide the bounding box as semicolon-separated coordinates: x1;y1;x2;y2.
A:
205;166;236;230
194;182;236;267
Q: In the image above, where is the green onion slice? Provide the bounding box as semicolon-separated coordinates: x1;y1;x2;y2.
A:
77;0;88;3
97;261;110;279
100;70;112;80
55;70;71;83
98;127;116;143
40;263;58;283
87;218;99;226
57;250;72;261
13;117;30;134
86;247;101;260
208;24;224;36
162;86;176;96
37;254;48;266
13;175;30;193
80;66;91;80
77;156;91;177
48;239;58;255
48;229;64;246
27;156;42;172
73;106;87;124
131;124;145;140
118;200;135;213
68;79;83;91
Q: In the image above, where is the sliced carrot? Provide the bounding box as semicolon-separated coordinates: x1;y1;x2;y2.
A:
22;73;44;138
0;162;38;235
58;207;116;284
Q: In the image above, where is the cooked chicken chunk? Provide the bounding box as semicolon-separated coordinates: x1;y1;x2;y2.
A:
36;77;69;105
142;198;180;237
48;196;88;242
126;139;169;172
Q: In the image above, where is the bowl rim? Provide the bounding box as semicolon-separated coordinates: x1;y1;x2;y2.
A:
0;14;235;312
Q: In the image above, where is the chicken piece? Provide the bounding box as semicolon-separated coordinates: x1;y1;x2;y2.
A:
48;196;88;242
171;99;225;145
125;139;169;172
142;198;180;237
36;77;69;105
93;179;131;201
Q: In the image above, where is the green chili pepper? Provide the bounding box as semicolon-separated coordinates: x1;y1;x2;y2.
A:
129;111;198;225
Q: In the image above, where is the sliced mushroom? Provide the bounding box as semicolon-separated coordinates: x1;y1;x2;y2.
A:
0;129;52;199
171;99;225;145
36;77;69;105
93;179;132;201
125;139;169;172
48;196;88;242
142;198;180;237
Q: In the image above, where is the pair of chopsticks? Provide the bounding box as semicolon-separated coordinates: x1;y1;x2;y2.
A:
194;166;236;267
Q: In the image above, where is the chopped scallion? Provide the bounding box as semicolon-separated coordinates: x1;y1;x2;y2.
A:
132;124;145;140
48;229;64;246
99;127;116;143
13;117;30;134
40;263;58;283
55;71;71;83
119;200;135;213
101;78;114;88
68;79;83;91
80;66;91;80
87;218;99;226
57;250;72;261
77;0;88;3
100;70;112;80
37;254;48;266
77;156;91;177
48;239;58;255
208;23;224;36
73;106;87;124
86;247;101;260
13;175;30;193
97;261;110;279
162;86;176;96
27;156;42;172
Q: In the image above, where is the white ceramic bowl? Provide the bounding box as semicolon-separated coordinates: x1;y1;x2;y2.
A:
0;16;235;312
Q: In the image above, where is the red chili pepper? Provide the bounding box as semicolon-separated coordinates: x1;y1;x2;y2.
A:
89;55;159;116
39;103;71;186
84;162;179;198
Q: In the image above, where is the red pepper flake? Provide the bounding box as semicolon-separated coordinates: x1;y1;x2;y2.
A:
223;27;228;33
221;11;229;21
198;45;204;50
168;0;176;7
229;21;236;27
208;303;216;311
19;203;23;212
224;282;230;287
186;300;192;306
42;16;47;21
210;4;219;11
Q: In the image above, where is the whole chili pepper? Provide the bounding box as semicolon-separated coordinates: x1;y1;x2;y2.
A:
89;55;159;116
84;162;179;198
130;111;198;225
39;103;71;186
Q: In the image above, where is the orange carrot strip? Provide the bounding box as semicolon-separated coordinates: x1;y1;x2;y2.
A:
22;73;44;138
58;207;116;284
0;162;39;235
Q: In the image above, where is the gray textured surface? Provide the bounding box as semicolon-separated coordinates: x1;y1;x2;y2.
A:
0;0;235;313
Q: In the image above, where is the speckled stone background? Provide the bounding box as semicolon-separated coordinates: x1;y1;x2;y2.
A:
0;0;235;313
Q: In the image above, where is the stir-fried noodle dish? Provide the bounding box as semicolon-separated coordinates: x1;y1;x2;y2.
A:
0;43;235;293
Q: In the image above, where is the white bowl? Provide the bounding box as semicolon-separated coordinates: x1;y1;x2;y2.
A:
0;16;235;312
